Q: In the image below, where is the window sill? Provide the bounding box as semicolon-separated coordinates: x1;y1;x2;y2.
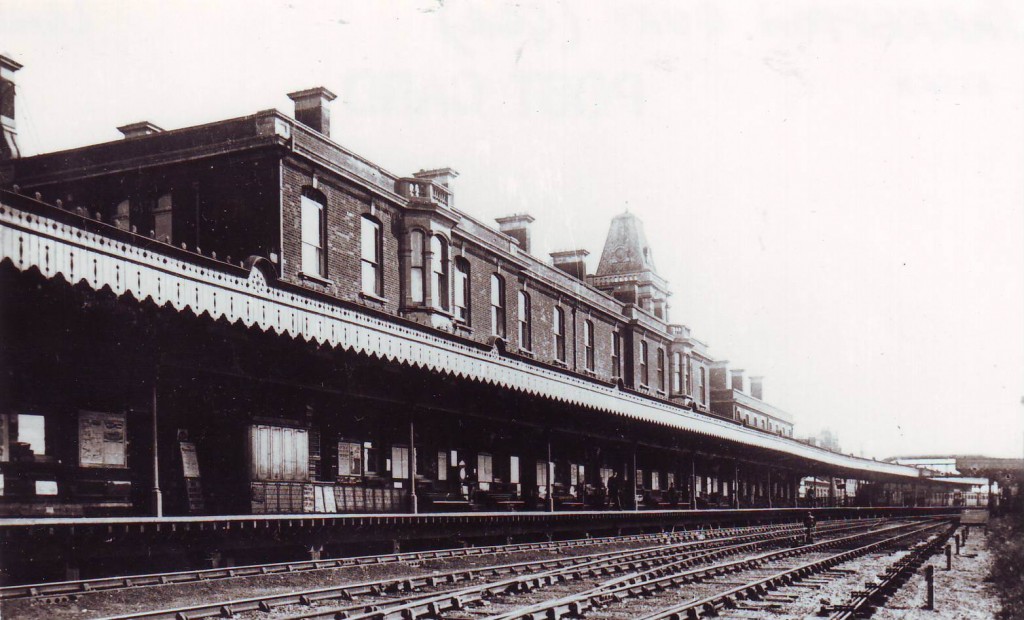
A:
359;291;388;304
519;348;535;359
299;271;331;286
551;359;568;369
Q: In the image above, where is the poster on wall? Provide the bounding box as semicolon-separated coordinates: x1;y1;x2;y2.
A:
79;411;127;468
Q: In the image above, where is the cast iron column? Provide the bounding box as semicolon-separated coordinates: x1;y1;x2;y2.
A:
151;375;163;518
546;434;554;513
409;418;418;514
690;454;697;510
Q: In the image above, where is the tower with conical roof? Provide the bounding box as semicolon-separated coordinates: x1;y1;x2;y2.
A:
590;211;671;320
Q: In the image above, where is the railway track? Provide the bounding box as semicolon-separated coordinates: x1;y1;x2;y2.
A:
3;519;878;602
88;518;894;620
475;520;952;620
0;522;793;601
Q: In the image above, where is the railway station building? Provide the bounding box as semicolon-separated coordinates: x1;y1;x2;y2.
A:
0;55;953;521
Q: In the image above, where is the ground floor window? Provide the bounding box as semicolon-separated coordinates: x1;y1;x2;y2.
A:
477;453;493;484
437;451;448;481
509;455;520;484
651;470;661;491
247;425;309;481
390;445;409;480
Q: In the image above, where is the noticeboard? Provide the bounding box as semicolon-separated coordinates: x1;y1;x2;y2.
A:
78;411;127;468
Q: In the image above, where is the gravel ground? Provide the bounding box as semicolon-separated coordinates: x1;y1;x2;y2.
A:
0;535;702;620
874;530;1000;620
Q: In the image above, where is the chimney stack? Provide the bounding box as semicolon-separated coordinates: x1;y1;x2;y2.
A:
550;249;589;280
413;167;459;188
287;87;336;136
730;369;746;393
117;121;163;139
709;361;730;391
749;376;764;400
1;54;23;161
496;214;535;253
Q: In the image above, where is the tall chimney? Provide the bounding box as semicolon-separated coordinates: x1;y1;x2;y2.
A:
550;249;589;280
1;54;23;161
496;214;535;253
749;376;764;400
709;361;730;391
287;87;336;136
730;369;745;393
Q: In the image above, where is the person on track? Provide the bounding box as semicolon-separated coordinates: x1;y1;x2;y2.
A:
803;511;817;544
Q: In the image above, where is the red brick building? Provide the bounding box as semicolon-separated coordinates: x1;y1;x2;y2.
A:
0;56;930;518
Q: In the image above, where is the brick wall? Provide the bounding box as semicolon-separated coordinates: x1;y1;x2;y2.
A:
280;158;402;314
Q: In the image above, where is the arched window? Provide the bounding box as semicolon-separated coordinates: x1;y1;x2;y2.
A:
657;348;666;391
301;188;327;277
409;230;425;303
360;215;383;295
553;306;566;362
699;366;707;404
454;257;470;322
640;341;649;386
430;235;449;310
518;291;532;350
684;354;692;395
490;274;506;337
583;320;595;371
671;352;682;393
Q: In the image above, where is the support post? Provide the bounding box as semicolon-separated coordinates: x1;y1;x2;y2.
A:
632;444;639;512
767;469;773;509
828;475;836;508
945;543;952;570
546;434;554;513
925;564;935;610
690;455;697;510
409;417;418;514
151;377;163;518
733;461;739;509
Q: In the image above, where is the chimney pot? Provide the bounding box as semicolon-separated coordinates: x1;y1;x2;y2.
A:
496;213;535;254
550;249;589;280
287;87;337;136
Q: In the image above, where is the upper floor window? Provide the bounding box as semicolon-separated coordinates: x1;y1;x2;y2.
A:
490;274;506;338
518;291;532;350
640;341;649;386
583;320;595;371
671;352;682;393
611;331;621;378
409;230;425;303
454;257;470;322
699;365;707;404
684;354;692;395
301;189;326;277
553;306;566;362
657;347;666;391
360;215;382;296
430;235;449;310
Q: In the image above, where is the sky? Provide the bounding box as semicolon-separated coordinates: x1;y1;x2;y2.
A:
3;0;1023;460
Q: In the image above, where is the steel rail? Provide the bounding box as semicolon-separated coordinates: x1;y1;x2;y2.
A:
825;524;955;619
634;521;950;620
91;519;877;620
481;519;945;620
0;521;805;600
289;520;893;620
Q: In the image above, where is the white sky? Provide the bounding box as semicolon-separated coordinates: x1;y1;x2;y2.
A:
4;0;1023;459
